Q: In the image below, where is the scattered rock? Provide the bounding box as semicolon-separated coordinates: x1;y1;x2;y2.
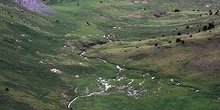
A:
153;10;166;18
50;68;62;74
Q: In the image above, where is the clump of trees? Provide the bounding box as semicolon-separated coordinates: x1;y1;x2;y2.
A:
176;38;185;44
202;22;215;31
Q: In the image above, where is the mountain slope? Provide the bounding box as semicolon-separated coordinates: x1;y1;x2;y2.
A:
0;0;220;110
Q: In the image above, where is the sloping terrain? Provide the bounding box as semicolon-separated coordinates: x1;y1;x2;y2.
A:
0;0;220;110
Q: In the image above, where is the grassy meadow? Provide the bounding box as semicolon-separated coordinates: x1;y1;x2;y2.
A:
0;0;220;110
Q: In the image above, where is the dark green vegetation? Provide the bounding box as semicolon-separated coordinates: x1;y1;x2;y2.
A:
0;0;220;110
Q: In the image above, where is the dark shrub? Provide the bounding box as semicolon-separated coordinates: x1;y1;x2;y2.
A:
85;22;90;25
181;40;185;44
202;25;208;31
176;38;181;42
208;23;215;30
55;20;60;23
173;9;181;12
209;10;212;15
5;88;9;91
177;32;181;36
215;10;219;15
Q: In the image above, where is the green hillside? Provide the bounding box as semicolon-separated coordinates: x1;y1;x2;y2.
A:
0;0;220;110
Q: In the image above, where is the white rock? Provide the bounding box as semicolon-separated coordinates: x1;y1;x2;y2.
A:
15;39;21;42
151;76;155;80
170;78;174;82
28;39;32;42
80;51;86;57
50;68;62;74
21;34;26;37
116;65;123;72
206;3;211;7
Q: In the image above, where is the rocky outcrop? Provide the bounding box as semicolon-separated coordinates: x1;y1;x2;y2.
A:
13;0;53;14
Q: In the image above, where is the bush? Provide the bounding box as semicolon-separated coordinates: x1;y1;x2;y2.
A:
181;40;185;44
5;88;9;91
55;20;60;23
177;32;181;36
85;22;91;25
208;23;215;30
202;25;208;31
209;10;212;15
215;10;219;15
173;9;181;12
176;38;181;42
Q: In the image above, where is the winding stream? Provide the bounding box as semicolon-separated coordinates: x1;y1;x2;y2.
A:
67;51;220;109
